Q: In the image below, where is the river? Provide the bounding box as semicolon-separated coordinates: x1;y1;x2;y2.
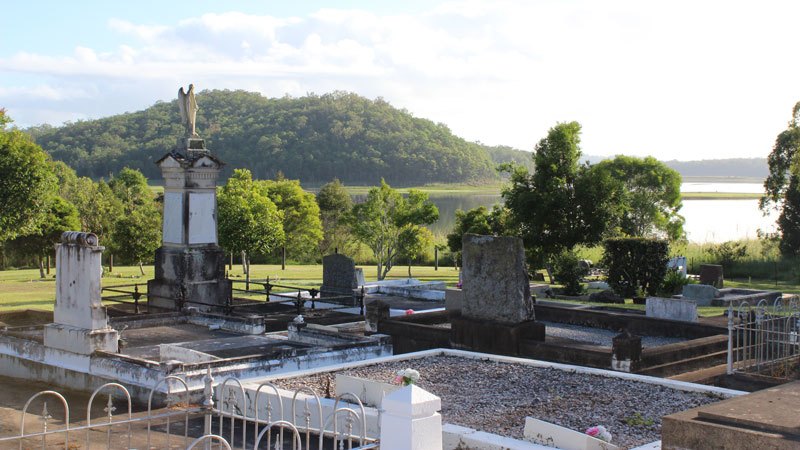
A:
417;183;776;243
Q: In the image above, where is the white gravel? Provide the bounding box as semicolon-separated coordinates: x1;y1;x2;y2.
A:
274;355;726;449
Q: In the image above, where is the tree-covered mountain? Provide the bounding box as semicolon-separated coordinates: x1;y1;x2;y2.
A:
28;90;498;185
662;158;767;179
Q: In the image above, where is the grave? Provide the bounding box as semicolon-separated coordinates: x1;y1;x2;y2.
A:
647;296;698;322
43;232;118;355
699;263;724;287
450;234;544;355
321;253;362;297
147;85;231;312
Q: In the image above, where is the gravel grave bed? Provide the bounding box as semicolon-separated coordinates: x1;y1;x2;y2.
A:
273;355;727;449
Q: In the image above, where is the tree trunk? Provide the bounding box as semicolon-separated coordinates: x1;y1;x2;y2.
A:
377;261;383;281
407;259;412;278
281;246;286;271
246;255;251;291
46;255;51;275
109;254;114;273
434;247;438;271
38;257;45;279
138;261;145;276
241;250;247;274
229;252;233;270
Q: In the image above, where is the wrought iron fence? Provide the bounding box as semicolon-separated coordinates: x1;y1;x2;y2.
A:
0;369;379;450
728;297;800;380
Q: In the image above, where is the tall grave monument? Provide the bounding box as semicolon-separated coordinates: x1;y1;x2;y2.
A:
148;85;231;311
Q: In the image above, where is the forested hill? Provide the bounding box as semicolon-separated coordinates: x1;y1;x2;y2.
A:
662;158;768;178
28;90;497;185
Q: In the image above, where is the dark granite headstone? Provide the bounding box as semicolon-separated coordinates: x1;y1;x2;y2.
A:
322;254;359;296
699;264;724;288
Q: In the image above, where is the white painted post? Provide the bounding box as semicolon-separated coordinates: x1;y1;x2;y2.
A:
379;385;442;450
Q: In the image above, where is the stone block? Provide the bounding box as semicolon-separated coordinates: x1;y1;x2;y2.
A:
148;245;231;311
451;314;545;356
646;296;698;322
681;284;720;306
322;254;359;296
43;323;118;355
611;331;642;372
524;417;620;450
461;234;534;324
445;288;463;316
365;300;390;333
699;264;724;288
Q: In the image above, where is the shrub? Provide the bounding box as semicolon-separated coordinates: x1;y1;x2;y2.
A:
602;238;669;298
551;250;588;295
706;240;748;268
658;267;695;296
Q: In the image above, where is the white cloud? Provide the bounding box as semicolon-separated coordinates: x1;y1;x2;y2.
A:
2;1;800;160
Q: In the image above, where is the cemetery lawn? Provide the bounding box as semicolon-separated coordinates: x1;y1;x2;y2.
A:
0;264;793;317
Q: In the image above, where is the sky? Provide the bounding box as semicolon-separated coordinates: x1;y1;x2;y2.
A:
2;0;799;161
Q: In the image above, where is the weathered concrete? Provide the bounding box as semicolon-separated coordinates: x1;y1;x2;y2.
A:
646;296;698;322
681;284;720;306
451;314;545;356
662;380;800;449
44;232;118;355
461;234;534;324
445;288;462;316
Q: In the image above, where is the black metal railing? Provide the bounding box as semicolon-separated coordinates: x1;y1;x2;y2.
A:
100;283;146;314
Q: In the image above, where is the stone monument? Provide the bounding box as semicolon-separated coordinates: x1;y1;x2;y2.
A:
147;85;231;311
43;232;118;354
450;234;544;355
321;254;363;296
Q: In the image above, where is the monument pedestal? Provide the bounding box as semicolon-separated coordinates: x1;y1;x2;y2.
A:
450;314;545;356
43;324;119;355
147;245;231;312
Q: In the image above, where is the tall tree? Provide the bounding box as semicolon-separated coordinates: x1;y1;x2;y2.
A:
260;177;323;262
761;102;800;255
316;178;355;256
593;155;685;240
0;110;57;241
350;180;439;280
398;225;434;278
8;196;80;278
502;122;618;267
446;204;509;255
217;169;284;273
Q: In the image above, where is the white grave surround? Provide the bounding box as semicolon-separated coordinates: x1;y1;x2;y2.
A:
236;348;744;450
43;236;118;355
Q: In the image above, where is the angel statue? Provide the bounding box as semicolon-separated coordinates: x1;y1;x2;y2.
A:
177;84;199;137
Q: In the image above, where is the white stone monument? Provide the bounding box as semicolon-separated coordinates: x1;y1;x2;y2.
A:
43;232;118;355
147;85;231;311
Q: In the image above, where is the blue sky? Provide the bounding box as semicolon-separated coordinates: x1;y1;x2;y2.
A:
2;0;800;161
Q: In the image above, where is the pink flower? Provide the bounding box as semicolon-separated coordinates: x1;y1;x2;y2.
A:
394;375;404;384
405;309;414;315
586;425;612;443
586;427;600;437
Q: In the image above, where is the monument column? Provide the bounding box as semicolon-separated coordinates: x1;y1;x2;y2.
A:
147;84;231;311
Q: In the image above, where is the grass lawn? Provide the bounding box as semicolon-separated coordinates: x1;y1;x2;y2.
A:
0;263;789;318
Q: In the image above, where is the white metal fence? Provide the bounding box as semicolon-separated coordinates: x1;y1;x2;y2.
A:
0;369;379;450
727;297;800;380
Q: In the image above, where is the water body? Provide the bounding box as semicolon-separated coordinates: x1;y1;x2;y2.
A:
416;183;776;243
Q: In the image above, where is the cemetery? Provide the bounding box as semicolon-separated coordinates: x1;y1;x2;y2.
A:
1;86;798;450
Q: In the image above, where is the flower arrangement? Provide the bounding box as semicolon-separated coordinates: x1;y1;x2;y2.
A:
585;425;612;443
393;368;420;386
404;309;415;315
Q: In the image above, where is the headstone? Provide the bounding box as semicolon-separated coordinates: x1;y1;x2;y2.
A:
461;234;534;323
646;296;698;322
43;232;118;355
322;253;359;295
364;299;390;332
682;284;721;306
147;87;231;312
699;264;724;288
667;256;688;278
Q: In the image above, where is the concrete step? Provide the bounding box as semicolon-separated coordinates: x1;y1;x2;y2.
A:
637;350;729;378
668;363;728;384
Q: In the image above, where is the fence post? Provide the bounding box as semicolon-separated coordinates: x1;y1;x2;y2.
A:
203;367;215;450
133;285;141;314
359;286;366;316
727;304;734;375
379;385;442;450
309;288;318;310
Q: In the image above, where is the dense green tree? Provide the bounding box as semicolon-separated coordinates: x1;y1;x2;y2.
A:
350;180;439;280
31;90;497;185
108;167;153;210
594;155;685;240
106;204;161;274
217;169;284;274
761;102;800;255
446;205;509;255
7;196;80;277
398;225;434;278
0;110;58;241
66;178;124;242
502;122;618;267
316;178;355;256
260;177;323;262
